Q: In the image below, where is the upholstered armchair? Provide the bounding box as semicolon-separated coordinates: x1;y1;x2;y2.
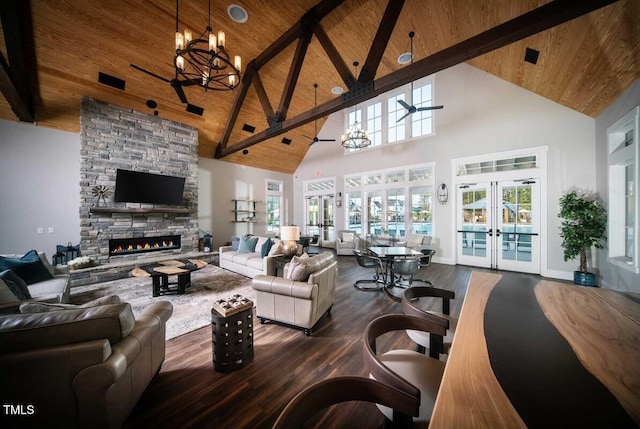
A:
252;252;338;335
0;300;172;429
402;233;432;252
334;230;361;255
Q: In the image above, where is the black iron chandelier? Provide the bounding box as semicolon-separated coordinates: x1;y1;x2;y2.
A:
341;61;372;149
174;0;241;91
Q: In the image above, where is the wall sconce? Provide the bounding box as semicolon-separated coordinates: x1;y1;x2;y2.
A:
437;183;448;204
336;192;343;207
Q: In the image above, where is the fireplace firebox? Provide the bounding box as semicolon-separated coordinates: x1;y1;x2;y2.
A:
109;235;181;256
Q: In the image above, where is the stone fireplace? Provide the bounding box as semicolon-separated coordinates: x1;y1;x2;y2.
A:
79;97;199;265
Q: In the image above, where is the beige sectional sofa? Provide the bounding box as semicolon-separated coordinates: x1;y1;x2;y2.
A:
0;300;172;429
219;236;282;278
252;251;338;335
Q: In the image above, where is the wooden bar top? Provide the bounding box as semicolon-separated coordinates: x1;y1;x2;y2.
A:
430;272;640;428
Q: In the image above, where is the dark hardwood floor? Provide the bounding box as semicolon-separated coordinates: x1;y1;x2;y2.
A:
124;256;540;429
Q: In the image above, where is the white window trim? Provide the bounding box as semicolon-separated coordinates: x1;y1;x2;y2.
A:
607;106;639;274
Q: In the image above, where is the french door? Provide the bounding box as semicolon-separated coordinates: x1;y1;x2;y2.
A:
456;179;540;274
305;195;335;242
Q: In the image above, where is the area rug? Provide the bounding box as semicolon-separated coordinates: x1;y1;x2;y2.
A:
70;265;255;340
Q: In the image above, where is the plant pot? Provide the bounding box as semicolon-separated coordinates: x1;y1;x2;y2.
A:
573;271;596;286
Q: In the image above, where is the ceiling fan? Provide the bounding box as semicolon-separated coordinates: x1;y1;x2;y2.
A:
304;83;336;146
397;31;444;123
130;63;197;104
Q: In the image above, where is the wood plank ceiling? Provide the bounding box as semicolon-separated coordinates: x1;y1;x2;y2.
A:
1;0;638;174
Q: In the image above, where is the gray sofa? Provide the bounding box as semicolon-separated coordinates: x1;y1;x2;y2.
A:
252;251;338;335
0;252;71;306
0;300;172;429
219;236;282;278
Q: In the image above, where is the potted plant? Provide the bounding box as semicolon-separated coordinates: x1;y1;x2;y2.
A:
558;190;607;286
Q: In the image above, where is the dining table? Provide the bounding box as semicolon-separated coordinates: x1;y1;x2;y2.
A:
430;271;640;428
367;246;424;299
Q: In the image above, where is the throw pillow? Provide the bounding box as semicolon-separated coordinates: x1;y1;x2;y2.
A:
285;254;311;281
0;279;21;304
342;232;355;242
19;295;122;313
260;237;273;258
0;250;54;285
231;236;240;251
268;240;282;256
0;270;31;300
238;236;259;253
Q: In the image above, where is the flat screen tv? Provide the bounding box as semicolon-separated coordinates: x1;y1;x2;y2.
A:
114;169;186;205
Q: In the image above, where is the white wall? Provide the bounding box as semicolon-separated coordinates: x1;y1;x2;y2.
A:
0;120;81;255
595;79;640;292
199;158;294;249
294;63;596;279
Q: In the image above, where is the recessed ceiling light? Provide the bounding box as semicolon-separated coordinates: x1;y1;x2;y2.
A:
331;86;343;95
397;52;412;65
228;4;248;23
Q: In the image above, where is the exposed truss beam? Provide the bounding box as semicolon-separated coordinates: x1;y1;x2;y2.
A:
216;0;345;155
216;0;619;159
0;0;36;122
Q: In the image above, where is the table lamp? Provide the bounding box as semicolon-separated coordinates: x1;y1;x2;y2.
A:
280;226;300;256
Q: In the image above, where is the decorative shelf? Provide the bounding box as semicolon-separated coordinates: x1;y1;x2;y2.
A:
90;207;192;214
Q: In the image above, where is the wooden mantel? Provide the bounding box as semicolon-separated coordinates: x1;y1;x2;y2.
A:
89;207;192;214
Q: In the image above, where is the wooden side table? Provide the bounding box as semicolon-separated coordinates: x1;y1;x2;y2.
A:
211;303;254;372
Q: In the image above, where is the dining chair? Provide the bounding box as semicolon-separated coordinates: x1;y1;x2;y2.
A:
272;376;418;428
363;314;447;428
402;286;457;359
353;249;385;291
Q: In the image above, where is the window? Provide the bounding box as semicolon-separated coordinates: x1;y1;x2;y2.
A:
387;93;406;143
411;82;434;138
343;77;437;152
345;163;435;238
366;102;382;147
266;180;283;234
608;107;639;273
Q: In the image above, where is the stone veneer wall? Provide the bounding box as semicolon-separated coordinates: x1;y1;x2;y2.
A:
79;97;199;265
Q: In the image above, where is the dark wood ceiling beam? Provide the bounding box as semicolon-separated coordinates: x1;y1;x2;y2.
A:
0;0;35;122
314;24;354;86
275;28;315;122
251;71;276;126
218;0;346;152
216;60;257;156
216;0;619;158
359;0;405;83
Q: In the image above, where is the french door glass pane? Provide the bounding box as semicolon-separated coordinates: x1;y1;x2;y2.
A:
386;188;405;237
410;186;432;235
347;192;362;233
367;191;382;234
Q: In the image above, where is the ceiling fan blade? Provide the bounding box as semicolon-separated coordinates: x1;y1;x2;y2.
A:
171;80;188;104
396;111;411;123
416;105;444;111
130;64;171;83
397;99;412;110
318;138;336;142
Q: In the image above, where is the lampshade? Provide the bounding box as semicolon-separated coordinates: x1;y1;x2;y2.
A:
280;226;300;241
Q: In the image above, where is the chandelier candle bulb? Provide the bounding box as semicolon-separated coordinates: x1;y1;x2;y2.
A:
175;32;184;50
218;31;225;48
203;71;209;86
184;29;192;44
234;55;241;71
176;55;184;70
229;74;236;86
209;33;217;51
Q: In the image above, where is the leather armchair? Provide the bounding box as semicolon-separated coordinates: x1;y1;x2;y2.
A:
0;301;172;429
252;252;337;335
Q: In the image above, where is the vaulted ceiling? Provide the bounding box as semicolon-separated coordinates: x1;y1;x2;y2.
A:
1;0;638;173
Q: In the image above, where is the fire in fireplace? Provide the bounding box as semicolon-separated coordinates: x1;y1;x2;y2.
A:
109;235;181;256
